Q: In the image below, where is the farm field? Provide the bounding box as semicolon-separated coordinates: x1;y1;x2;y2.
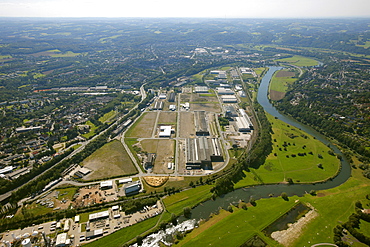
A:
82;140;137;180
275;55;319;67
125;112;157;138
269;69;298;100
237;113;340;185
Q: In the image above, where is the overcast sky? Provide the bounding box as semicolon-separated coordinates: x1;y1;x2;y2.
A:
0;0;369;18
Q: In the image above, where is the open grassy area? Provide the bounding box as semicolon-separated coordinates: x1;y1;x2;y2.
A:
125;112;157;138
85;215;159;247
82;140;137;180
56;187;78;201
177;198;296;247
176;163;370;247
98;110;117;123
163;185;213;216
255;67;267;76
235;113;340;186
50;51;81;57
275;55;319;67
269;69;297;93
82;120;98;139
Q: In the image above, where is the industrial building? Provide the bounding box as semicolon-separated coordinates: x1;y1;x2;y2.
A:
159;126;173;138
145;153;156;169
168;92;176;102
185;137;223;169
124;181;141;194
221;95;238;103
55;233;68;247
217;88;234;95
169;105;176;111
119;178;133;184
158;94;167;99
153;101;164;110
89;211;109;221
86;229;104;240
194;86;208;93
224;105;238;118
237;109;254;131
100;180;113;190
194;111;209;136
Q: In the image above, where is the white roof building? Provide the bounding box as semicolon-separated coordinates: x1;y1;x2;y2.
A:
221;95;238;103
118;178;133;184
100;180;113;189
159;126;172;138
89;211;109;221
217;88;234;95
55;233;67;247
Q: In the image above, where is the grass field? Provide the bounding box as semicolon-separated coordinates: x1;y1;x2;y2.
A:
82;120;98;139
269;69;297;93
98;110;117;123
177;198;296;247
235;113;340;186
125;112;157;138
176;163;370;247
82;140;137;180
275;55;319;67
56;187;78;201
163;185;213;216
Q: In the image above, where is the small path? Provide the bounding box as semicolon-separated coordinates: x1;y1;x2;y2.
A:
311;243;338;247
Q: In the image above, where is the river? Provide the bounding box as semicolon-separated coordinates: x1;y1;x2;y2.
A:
190;66;351;220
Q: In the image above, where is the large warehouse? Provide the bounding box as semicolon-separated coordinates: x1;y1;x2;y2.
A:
194;111;209;136
237;109;254;131
185;137;223;169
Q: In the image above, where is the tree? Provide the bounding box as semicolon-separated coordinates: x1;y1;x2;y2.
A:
171;213;178;226
287;178;294;184
281;192;289;201
136;235;143;246
183;207;191;218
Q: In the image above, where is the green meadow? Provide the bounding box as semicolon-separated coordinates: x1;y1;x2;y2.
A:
236;113;340;186
269;69;297;93
276;55;319;67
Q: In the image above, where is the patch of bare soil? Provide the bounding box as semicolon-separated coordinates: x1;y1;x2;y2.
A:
271;206;319;246
270;90;286;101
276;71;295;77
143;176;169;187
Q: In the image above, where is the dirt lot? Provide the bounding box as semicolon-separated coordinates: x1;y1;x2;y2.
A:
271;206;318;246
126;112;157;138
275;70;295;77
140;139;175;174
82;140;137;181
269;90;286;101
143;176;168;187
192;103;221;112
179;112;195;138
158;112;177;124
180;93;192;103
74;185;117;207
